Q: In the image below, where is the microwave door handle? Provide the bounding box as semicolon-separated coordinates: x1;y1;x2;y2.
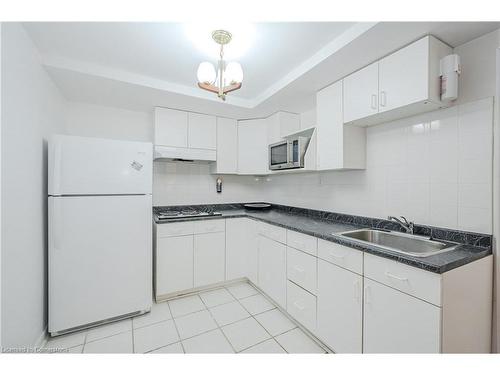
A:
287;141;293;166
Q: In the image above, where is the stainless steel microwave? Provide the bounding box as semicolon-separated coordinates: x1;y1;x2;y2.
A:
268;137;310;170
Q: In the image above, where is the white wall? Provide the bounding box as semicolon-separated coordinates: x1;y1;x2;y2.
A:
65;102;262;206
65;101;152;142
153;162;261;206
454;29;500;106
1;23;66;348
261;98;494;233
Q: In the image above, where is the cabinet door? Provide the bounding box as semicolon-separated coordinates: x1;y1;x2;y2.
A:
343;63;379;123
363;278;441;353
246;220;259;284
194;232;225;287
316;80;344;170
258;236;286;307
317;260;362;353
156;235;193;296
226;218;257;281
237;119;268;175
154;107;188;147
215;117;238;173
188;112;217;150
378;37;429;113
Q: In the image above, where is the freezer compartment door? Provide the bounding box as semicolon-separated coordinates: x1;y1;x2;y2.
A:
48;195;152;334
49;134;152;195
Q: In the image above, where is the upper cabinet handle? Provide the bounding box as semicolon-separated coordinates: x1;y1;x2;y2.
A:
371;94;377;110
380;91;387;107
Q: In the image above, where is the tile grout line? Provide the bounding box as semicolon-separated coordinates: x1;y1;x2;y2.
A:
166;301;186;354
233;290;289;353
85;320;134;345
198;290;238;354
228;283;289;353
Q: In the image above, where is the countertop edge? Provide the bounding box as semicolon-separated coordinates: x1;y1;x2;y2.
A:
153;210;492;274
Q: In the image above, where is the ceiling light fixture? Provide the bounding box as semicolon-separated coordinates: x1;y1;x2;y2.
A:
196;30;243;101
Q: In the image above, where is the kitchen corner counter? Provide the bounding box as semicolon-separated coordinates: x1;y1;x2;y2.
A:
153;204;492;274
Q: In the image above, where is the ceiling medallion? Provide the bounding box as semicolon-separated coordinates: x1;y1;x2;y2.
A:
196;29;243;101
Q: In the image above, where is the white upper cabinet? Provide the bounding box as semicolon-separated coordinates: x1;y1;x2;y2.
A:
343;63;379;124
267;111;301;144
211;117;238;174
237;118;268;175
316;80;366;170
188;112;216;150
342;36;452;126
154;107;217;160
154;107;188;148
378;36;429;113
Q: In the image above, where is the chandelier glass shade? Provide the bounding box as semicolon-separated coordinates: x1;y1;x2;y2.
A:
196;30;243;100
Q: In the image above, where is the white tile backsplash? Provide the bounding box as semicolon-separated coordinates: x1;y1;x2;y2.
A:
152;97;494;234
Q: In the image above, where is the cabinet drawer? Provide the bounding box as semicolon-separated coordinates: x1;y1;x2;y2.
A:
287;247;317;294
156;222;194;237
287;230;317;256
193;219;225;234
257;222;286;243
318;239;363;274
364;253;442;306
287;281;317;332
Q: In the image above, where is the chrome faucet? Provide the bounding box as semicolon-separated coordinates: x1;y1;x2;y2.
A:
388;216;414;234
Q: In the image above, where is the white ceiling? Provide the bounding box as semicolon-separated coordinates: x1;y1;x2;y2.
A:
23;22;355;100
23;21;500;118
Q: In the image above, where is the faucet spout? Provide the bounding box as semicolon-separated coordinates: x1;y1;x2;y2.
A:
388;216;414;234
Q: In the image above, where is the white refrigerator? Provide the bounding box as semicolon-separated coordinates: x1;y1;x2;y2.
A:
48;135;153;336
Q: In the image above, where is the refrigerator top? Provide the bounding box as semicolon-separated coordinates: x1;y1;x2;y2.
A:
49;134;153;196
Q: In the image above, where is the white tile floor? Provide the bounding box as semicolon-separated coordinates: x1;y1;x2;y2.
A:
43;281;327;354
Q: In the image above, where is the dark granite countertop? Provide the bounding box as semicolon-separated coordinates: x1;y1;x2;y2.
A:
153;203;492;274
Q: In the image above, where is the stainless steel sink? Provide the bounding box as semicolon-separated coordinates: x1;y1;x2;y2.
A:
338;229;458;257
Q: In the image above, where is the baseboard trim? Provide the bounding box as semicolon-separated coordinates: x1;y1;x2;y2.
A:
35;325;48;348
155;277;247;303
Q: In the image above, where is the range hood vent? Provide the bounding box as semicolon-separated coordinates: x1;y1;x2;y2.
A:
153;145;216;162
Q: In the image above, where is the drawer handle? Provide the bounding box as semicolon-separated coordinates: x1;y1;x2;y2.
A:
384;271;408;282
329;251;344;259
364;285;371;305
353;280;361;303
293;301;305;311
293;265;305;273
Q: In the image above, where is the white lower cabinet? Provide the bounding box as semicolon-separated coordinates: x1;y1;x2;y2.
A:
155;219;493;354
226;218;258;282
258;235;287;308
287;280;317;332
154;219;225;300
194;232;225;287
156;235;193;296
317;259;363;353
363;278;441;353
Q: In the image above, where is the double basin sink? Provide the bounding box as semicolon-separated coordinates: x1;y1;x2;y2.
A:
338;229;458;258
